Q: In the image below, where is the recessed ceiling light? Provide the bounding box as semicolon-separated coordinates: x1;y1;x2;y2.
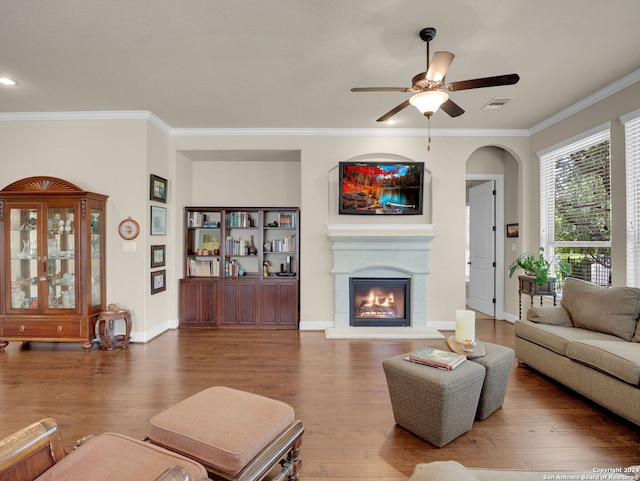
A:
0;77;17;86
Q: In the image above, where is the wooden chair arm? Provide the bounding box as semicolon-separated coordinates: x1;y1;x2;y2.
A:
0;418;67;480
154;465;199;481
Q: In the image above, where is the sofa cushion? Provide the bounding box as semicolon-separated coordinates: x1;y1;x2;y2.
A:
566;340;640;386
515;319;620;356
560;278;640;341
527;306;573;326
409;461;480;481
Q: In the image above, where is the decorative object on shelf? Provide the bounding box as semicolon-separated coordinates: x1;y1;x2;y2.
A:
150;174;168;203
151;269;166;294
248;235;258;256
150;206;167;236
508;246;571;286
454;309;475;343
18;240;29;259
151;245;166;268
118;217;140;240
263;260;272;277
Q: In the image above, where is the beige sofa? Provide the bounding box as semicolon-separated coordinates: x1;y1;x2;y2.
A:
407;461;639;481
514;277;640;426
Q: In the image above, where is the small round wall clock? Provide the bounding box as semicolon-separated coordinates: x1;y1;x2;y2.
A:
118;217;140;240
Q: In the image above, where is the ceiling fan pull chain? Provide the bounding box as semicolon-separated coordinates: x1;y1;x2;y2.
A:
427;117;432;151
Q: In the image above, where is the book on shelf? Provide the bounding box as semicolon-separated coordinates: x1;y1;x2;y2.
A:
405;346;467;371
187;258;219;277
278;212;296;228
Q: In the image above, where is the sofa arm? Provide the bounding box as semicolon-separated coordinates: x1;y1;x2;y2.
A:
526;306;573;326
408;461;480;481
0;418;67;480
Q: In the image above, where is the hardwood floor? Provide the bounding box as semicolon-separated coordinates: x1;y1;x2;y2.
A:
0;320;638;480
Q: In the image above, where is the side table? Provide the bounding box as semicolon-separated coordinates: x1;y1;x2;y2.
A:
518;275;556;319
95;308;132;350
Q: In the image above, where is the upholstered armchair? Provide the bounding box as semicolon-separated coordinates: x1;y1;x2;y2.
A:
0;418;208;481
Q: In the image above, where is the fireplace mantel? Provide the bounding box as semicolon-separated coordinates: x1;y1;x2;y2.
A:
327;224;436;330
327;223;436;236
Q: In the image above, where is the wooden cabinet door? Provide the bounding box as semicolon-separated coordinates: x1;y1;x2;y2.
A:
179;280;217;327
260;280;298;327
220;281;257;325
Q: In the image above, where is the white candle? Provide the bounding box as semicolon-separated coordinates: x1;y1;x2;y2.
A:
455;310;475;343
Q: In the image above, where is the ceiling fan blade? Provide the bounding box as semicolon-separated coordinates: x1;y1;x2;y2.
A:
440;99;465;117
426;51;455;81
351;87;410;92
446;73;520;91
376;99;411;122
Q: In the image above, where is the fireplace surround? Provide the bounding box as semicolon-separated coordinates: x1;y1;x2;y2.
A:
327;224;436;330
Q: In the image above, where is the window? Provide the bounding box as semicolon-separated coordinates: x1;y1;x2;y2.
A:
539;124;611;287
623;109;640;287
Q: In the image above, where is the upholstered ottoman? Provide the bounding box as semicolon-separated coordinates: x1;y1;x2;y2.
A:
148;386;304;481
469;341;515;420
383;353;486;447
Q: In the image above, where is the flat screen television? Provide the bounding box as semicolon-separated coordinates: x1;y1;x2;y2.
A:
339;161;424;215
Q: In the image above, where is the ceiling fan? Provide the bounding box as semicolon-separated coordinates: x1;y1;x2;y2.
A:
351;27;520;122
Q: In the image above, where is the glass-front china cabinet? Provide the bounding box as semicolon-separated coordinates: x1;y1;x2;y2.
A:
0;177;107;351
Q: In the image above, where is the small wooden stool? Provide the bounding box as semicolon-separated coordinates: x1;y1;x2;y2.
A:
95;307;132;350
148;386;303;481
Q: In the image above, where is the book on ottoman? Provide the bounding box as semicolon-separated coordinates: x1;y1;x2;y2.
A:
405;346;467;370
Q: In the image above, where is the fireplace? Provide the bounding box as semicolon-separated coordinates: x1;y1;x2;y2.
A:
349;278;410;327
327;223;436;331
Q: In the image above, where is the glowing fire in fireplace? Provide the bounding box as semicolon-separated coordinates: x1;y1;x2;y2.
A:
357;288;398;318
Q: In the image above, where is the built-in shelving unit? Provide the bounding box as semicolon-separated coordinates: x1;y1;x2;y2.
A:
180;207;299;328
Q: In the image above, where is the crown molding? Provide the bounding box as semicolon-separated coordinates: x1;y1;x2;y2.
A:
2;64;638;139
169;127;530;137
529;67;640;135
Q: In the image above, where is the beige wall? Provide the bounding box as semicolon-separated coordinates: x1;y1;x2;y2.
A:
0;118;167;341
3;78;637;341
171;133;530;330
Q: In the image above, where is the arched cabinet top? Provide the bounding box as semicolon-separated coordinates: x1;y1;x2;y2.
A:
1;176;85;193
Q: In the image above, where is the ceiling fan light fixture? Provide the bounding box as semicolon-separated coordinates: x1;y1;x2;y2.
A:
409;90;449;117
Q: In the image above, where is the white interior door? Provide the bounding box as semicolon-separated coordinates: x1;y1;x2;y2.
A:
468;181;496;316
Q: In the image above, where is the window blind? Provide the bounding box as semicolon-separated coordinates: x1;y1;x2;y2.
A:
539;127;611;285
624;113;640;286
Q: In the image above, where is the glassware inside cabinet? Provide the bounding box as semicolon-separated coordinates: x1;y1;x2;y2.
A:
90;209;102;306
46;207;76;309
9;208;39;309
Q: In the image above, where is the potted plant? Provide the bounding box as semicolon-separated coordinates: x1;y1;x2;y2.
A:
508;247;571;286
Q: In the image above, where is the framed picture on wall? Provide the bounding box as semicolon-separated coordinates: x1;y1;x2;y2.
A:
151;206;167;235
506;223;519;238
151;245;166;268
151;269;166;295
150;174;168;203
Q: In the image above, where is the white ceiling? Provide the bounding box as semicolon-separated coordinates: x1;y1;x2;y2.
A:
2;0;640;132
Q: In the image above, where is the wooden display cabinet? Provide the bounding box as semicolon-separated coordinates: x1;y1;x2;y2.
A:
179;207;299;328
0;176;107;351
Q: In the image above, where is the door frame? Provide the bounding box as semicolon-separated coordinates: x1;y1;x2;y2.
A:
466;174;505;319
